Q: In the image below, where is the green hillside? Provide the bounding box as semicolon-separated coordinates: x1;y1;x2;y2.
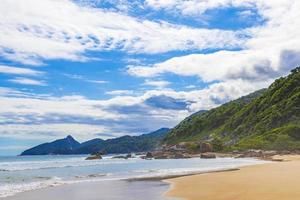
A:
164;67;300;151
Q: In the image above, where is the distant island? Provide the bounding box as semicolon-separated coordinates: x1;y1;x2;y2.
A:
22;67;300;156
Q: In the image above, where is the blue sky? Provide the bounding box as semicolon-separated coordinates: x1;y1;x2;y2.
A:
0;0;300;155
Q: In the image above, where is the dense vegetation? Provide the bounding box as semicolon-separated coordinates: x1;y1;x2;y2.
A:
164;67;300;151
21;128;170;155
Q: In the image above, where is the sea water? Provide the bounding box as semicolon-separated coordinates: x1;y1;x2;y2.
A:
0;154;266;198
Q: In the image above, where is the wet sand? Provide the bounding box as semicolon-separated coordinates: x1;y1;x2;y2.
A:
3;180;177;200
165;155;300;200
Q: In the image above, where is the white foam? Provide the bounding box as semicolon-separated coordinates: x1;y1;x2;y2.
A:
0;177;63;198
0;157;137;171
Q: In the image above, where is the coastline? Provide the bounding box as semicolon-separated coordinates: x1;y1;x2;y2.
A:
0;156;265;200
165;155;300;200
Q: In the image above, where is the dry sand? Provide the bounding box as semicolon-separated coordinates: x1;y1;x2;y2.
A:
165;155;300;200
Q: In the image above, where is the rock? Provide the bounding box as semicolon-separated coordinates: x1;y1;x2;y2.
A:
232;150;240;154
173;153;192;159
279;150;292;155
200;142;213;153
238;150;263;158
200;153;216;159
146;152;153;158
126;153;132;158
112;155;127;159
154;155;169;159
86;153;102;160
112;153;134;159
141;152;154;159
263;150;277;157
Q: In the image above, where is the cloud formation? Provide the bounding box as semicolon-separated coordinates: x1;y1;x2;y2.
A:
128;0;300;99
0;65;44;76
0;0;244;65
8;77;47;86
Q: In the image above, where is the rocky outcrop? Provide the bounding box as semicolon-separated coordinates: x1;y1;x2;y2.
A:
152;151;192;159
235;150;279;158
85;153;102;160
139;149;195;159
200;153;216;159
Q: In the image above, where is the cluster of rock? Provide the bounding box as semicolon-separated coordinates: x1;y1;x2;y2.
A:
232;149;286;161
141;141;217;160
84;141;293;161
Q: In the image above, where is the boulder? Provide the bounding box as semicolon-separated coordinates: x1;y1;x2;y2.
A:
126;153;132;158
146;152;153;158
200;153;216;159
173;153;192;159
86;153;102;160
141;152;154;159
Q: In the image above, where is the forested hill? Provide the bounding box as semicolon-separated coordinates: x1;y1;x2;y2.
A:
21;128;170;155
164;67;300;151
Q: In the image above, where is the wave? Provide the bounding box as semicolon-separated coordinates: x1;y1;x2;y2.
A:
0;177;63;198
0;157;137;172
0;173;115;198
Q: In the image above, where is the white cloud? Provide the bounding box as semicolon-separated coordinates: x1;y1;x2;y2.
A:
0;65;44;76
0;0;244;64
186;85;196;89
143;79;170;88
145;0;254;16
0;123;112;141
87;80;108;84
8;77;47;86
63;73;108;84
105;90;135;96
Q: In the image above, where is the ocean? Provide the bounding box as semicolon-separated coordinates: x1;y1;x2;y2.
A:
0;154;266;199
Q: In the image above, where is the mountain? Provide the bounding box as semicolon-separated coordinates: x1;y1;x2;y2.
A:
164;67;300;151
21;135;81;155
73;128;170;154
20;128;170;155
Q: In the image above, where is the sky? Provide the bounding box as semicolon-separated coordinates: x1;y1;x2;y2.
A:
0;0;300;155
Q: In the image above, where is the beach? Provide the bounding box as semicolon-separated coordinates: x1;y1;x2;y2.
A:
165;155;300;200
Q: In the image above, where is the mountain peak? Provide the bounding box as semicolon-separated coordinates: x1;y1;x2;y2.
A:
66;135;75;140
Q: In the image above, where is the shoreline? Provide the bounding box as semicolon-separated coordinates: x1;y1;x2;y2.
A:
164;155;300;200
0;157;266;199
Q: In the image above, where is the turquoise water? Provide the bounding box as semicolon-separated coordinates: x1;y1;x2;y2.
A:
0;154;265;198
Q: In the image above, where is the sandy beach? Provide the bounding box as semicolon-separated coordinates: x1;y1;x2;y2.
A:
165;155;300;200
